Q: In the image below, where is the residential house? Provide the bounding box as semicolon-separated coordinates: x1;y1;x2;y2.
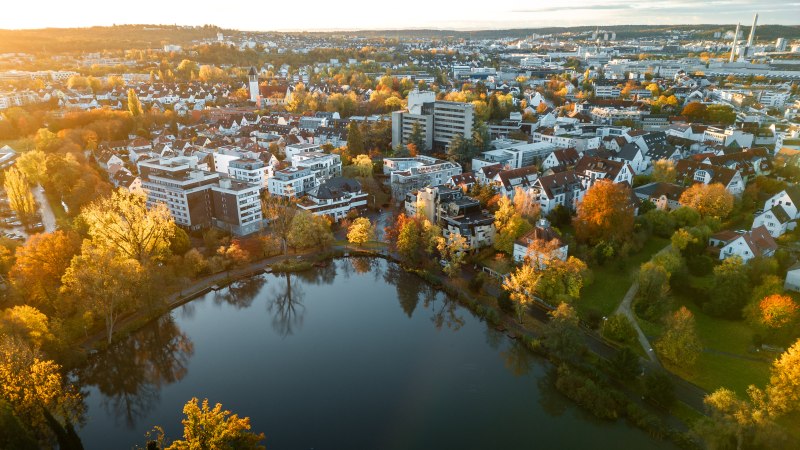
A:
512;218;568;267
709;226;777;263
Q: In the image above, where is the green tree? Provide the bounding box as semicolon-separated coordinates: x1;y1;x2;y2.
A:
128;88;143;117
346;121;365;155
608;347;640;381
644;372;675;408
655;306;702;369
542;303;584;361
707;256;751;318
408;122;426;152
4;167;37;225
164;398;265;450
636;261;671;321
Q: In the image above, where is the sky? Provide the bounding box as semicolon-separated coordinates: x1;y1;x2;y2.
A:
0;0;797;31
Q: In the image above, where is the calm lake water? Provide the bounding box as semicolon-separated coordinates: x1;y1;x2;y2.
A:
77;258;675;449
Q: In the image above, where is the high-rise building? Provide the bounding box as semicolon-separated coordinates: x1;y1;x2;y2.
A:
776;37;788;52
391;90;474;152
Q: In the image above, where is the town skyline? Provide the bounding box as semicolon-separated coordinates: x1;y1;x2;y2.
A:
1;0;799;31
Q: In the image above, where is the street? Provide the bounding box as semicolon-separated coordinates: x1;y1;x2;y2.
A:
32;184;57;233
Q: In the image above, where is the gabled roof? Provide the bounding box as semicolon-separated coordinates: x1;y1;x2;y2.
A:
675;160;739;188
634;182;685;202
534;170;582;199
515;224;564;249
574;156;629;181
497;165;539;190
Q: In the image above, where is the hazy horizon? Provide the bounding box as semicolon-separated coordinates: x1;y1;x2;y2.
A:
0;0;797;32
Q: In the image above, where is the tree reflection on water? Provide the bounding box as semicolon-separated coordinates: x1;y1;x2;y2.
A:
214;275;267;309
267;273;306;338
78;315;194;429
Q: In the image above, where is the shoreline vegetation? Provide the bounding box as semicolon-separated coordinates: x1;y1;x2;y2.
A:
79;245;703;449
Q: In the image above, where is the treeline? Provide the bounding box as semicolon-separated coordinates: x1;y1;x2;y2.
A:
0;25;221;54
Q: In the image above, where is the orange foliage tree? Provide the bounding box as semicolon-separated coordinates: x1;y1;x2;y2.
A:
679;183;734;219
758;294;799;329
573;180;634;246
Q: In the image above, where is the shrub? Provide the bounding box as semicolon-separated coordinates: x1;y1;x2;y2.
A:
643;372;675;408
602;314;637;344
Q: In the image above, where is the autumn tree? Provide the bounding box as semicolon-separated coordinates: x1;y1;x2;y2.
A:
287;211;333;250
4;167;37;225
535;256;588;305
128;88;143;117
436;233;468;277
679;183;734;219
60;243;145;343
651;159;677;184
681;102;707;122
351;154;373;178
161;398;265;450
261;194;297;255
513;186;540;221
15;150;47;185
0;336;84;445
767;339;800;415
752;295;799;330
80;189;175;263
0;306;53;348
494;195;532;254
388;214;438;264
655;306;702;369
573;179;634;246
695;386;783;450
347;217;374;247
503;265;539;322
9;230;81;315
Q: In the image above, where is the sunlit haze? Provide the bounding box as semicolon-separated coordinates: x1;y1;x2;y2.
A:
1;0;798;30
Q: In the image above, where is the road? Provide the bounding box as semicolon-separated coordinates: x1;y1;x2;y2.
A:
32;184;57;233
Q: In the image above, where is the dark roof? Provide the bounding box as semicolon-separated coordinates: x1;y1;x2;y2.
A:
313;177;362;200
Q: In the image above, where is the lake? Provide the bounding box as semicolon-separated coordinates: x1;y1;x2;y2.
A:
77;257;675;449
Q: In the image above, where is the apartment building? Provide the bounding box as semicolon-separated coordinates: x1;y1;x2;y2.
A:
291;151;342;182
139;156;266;235
267;166;317;198
383;155;462;199
297;177;368;221
391;90;474;151
228;158;268;188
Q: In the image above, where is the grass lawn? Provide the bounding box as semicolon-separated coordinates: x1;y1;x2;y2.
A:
577;237;669;318
479;252;515;276
639;291;772;397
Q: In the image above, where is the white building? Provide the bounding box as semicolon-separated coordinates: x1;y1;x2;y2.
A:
297;177;368;222
267;166;317;198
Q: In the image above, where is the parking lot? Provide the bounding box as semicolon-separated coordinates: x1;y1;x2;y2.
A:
0;187;49;243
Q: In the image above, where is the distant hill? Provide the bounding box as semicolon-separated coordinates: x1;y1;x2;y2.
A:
0;24;797;53
0;25;221;53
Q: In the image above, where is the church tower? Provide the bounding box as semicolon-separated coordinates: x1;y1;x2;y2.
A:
248;67;259;104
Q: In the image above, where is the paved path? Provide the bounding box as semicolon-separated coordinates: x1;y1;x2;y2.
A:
613;244;674;365
32;184;57;232
615;280;660;364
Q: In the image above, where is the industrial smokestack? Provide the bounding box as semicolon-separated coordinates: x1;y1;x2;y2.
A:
730;22;740;63
747;13;758;47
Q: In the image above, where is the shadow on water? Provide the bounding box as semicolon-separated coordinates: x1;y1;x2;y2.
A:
77;315;194;429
